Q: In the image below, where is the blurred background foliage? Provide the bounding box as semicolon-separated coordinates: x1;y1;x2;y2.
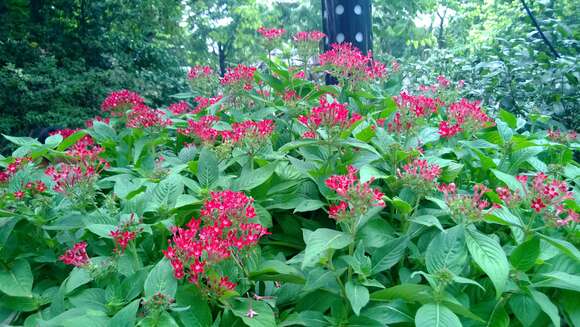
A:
0;0;578;152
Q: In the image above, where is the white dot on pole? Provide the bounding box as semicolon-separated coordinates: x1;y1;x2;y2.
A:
355;32;363;42
335;5;344;15
354;5;362;15
336;33;345;43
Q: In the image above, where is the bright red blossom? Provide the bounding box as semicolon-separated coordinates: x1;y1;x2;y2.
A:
298;96;362;138
126;103;172;129
168;101;191;115
188;66;213;80
60;242;90;267
257;27;286;40
101;90;144;116
163;191;268;290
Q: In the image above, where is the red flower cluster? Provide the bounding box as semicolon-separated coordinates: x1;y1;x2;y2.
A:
293;31;326;42
319;43;387;83
438;99;494;138
220;64;257;92
168;101;191;115
389;92;443;134
52;129;104;163
45;159;109;193
178;116;274;148
438;183;490;222
101;90;144;116
257;27;286;40
547;129;577;144
325;166;385;221
109;214;142;254
188;65;213;80
398;159;442;182
13;181;48;200
298;96;362;138
178;116;220;144
60;242;90;267
498;173;577;226
0;157;30;183
126;103;172;129
193;95;223;114
283;89;300;103
222;120;275;145
163;191;268;290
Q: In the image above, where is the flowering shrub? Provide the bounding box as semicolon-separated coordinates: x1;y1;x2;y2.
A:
0;28;578;327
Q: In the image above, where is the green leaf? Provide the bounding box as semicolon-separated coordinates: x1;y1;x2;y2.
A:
415;303;461;327
232;162;277;191
509;294;540;327
230;298;276;327
537;234;580;263
91;120;117;140
390;197;412;214
359;165;388;184
533;271;580;292
465;228;509;297
498;109;517;129
110;299;140;327
57;130;88;151
65;267;92;294
370;236;409;274
86;224;116;238
302;228;353;269
144;259;177;299
426;225;467;275
197;148;219;188
409;215;443;231
361;302;413;324
370;284;432;303
174;285;212;327
249;260;305;284
510;237;540;271
530;289;560;327
0;259;33;297
345;281;369;316
293;199;325;213
2;135;41;146
495;120;513;143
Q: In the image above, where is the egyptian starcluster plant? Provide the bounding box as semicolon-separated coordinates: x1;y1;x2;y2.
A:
0;26;579;327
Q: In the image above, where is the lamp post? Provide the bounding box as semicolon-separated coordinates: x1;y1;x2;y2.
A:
321;0;373;54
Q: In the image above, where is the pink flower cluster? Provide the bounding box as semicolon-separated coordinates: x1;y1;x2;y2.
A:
60;242;90;267
0;157;30;183
13;181;48;200
220;64;257;91
193;95;223;114
168;101;191;115
126;103;172;129
110;215;142;254
52;129;104;163
439;99;494;138
547;129;577;144
188;65;213;80
178;116;274;148
497;173;577;226
319;43;387;83
298;96;362;138
45;159;109;193
293;31;326;42
325;166;385;221
257;27;286;40
163;191;268;292
398;159;442;182
101;90;144;116
438;183;490;222
388;92;443;134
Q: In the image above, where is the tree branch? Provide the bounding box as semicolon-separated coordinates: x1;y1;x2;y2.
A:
519;0;560;58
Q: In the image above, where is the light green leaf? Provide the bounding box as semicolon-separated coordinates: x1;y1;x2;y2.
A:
0;259;33;297
144;259;177;299
230;298;276;327
370;236;409;274
530;289;560;327
426;225;467;275
465;228;509;297
409;215;443;231
302;228;353;269
197;148;219;188
510;237;540;271
345;281;369;316
533;271;580;292
232;162;277;191
415;303;461;327
110;299;140;327
491;169;524;194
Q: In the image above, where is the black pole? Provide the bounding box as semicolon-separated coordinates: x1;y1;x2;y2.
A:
519;0;560;58
321;0;372;53
321;0;373;84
